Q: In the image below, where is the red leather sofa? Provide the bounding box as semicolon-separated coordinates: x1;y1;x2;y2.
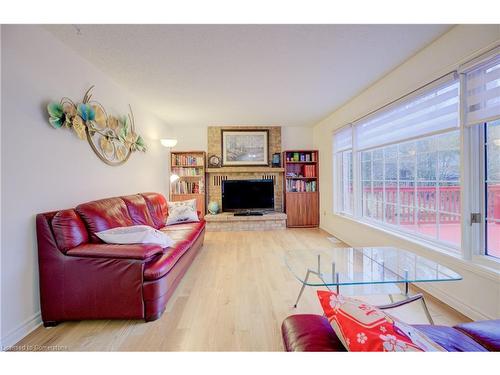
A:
282;314;500;352
36;192;205;326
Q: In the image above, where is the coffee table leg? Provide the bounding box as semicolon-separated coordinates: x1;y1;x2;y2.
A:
294;270;311;308
402;281;434;325
403;270;409;296
420;295;434;325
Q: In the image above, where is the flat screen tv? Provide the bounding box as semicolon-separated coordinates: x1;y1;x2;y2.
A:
222;179;274;212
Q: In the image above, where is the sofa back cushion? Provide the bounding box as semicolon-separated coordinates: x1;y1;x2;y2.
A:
51;209;89;252
76;197;133;242
141;192;168;229
121;194;156;227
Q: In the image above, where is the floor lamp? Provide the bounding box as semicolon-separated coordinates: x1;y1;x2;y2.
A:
160;138;178;200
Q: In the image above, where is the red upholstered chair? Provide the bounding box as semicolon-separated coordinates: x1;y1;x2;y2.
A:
36;193;205;326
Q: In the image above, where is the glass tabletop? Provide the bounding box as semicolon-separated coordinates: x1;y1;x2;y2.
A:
284;247;462;287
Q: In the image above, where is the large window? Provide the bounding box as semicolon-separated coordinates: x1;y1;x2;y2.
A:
485;120;500;258
332;50;500;260
354;73;460;249
360;131;460;248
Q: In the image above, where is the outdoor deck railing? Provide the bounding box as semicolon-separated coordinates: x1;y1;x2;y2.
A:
364;185;500;224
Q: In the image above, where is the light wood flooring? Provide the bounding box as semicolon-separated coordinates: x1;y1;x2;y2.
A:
14;228;470;351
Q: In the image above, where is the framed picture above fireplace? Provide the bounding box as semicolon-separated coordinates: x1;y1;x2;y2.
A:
221;129;269;166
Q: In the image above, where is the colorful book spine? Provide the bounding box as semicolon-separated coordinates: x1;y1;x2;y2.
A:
303;165;316;177
286;180;317;192
172;181;204;194
285;152;316;163
171;167;201;176
172;154;204;166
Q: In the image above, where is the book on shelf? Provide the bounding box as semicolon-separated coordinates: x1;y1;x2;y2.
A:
303;165;316;177
171;167;202;176
171;154;204;166
171;180;204;195
285;164;316;178
286;179;316;193
285;152;317;163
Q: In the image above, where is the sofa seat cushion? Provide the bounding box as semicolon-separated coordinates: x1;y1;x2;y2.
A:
453;320;500;351
143;240;191;280
144;221;206;281
160;220;205;245
413;325;488;352
67;243;164;260
281;314;347;352
76;197;133;242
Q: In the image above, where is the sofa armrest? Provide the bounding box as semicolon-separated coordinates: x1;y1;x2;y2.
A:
66;243;164;260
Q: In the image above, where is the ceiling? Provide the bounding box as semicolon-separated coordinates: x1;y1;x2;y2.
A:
45;24;452;127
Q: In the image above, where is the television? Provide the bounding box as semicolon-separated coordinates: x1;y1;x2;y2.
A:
222;179;274;212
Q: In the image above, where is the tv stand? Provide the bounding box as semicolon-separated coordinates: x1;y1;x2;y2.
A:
234;211;264;216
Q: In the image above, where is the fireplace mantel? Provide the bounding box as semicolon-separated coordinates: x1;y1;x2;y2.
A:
206;167;284;212
206;167;284;173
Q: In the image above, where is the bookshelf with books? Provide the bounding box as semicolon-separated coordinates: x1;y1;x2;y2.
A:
283;150;319;228
170;151;206;217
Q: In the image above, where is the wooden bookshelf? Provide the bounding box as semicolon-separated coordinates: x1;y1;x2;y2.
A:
170;151;206;217
283;150;319;228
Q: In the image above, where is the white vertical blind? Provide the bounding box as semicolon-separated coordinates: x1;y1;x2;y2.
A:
333;125;352;152
354;73;459;151
463;54;500;126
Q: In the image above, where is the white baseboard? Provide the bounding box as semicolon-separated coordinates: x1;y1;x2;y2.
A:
1;311;42;350
415;283;493;321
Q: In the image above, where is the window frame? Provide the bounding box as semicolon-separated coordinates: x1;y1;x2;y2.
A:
357;130;462;252
469;129;500;265
333;126;354;216
334;145;354;216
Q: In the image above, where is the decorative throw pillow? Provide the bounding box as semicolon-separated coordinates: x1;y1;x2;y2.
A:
317;290;445;352
95;225;174;248
166;199;199;225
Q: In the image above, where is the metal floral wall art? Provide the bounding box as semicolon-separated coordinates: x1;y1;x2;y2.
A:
47;86;146;166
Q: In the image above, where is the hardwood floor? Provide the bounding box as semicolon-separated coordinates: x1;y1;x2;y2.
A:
14;228;470;351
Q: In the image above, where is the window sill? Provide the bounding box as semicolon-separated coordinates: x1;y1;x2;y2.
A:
332;213;500;281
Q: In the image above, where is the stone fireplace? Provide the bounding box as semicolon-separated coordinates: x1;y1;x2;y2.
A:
206;126;284;212
204;125;287;231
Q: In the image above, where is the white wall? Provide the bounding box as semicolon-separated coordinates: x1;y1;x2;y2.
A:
313;25;500;320
0;25;314;348
170;124;313;152
0;25;173;347
282;126;314;150
0;24;3;347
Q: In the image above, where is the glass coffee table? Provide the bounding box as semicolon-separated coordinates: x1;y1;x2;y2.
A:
285;247;462;324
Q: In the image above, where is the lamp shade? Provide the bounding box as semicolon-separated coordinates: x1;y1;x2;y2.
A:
160;138;178;148
170;174;180;183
